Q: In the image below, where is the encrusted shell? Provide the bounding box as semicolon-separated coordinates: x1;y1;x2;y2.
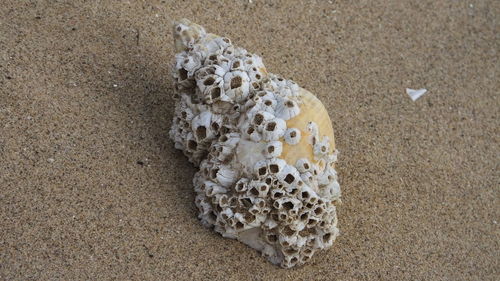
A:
169;19;341;268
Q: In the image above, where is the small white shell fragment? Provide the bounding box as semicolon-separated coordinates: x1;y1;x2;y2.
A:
169;19;341;268
406;88;428;101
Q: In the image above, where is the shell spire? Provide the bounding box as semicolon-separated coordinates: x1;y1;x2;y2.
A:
169;19;340;268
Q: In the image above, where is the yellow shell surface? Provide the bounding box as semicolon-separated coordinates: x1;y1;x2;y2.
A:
281;88;335;167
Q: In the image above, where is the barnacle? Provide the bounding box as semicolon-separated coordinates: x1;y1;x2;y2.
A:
169;19;341;268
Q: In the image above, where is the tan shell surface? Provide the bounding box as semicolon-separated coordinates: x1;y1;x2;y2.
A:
281;88;335;167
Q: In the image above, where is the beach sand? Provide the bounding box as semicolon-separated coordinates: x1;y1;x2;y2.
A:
1;0;498;280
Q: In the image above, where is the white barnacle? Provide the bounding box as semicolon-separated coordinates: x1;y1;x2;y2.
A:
245;91;276;115
222;45;237;58
191;111;214;142
243;53;265;71
241;123;261;142
184;132;198;152
177;104;195;122
232;213;252;231
249;110;274;131
260;97;277;113
268;75;300;98
314;227;338;249
251;198;267;211
175;51;203;78
275;98;301;120
247;180;270;198
200;36;232;57
284;128;301;145
173;19;207;51
205;182;227;197
209;113;224;133
230;58;245;71
276;165;301;187
320;180;341;201
286;80;300;97
196;74;223;100
278;198;302;216
313;136;330;159
215;194;230;208
253;159;269;178
223;71;251;103
317;165;337;186
262;118;287;141
264;141;283;158
267;158;287;175
214;135;239;162
306;121;319;139
215;55;232;72
235;178;250;193
169;19;341;269
295;158;312;173
215;165;239;188
278;226;298;246
270;188;285;201
297;185;318;202
300;171;317;188
263;218;279;230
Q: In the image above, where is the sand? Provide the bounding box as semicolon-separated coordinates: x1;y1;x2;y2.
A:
1;0;498;280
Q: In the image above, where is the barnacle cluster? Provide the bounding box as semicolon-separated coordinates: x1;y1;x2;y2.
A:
169;19;341;268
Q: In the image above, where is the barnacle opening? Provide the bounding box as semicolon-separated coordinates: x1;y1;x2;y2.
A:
266;122;276;131
254;163;267;176
196;126;207;140
188;140;198;150
179;68;188;80
269;164;279;174
204;77;215;85
284;174;295;184
211;87;221;99
230;76;242;89
253;113;264;125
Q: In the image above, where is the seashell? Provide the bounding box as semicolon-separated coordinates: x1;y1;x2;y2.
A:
169;19;340;268
284;128;301;145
